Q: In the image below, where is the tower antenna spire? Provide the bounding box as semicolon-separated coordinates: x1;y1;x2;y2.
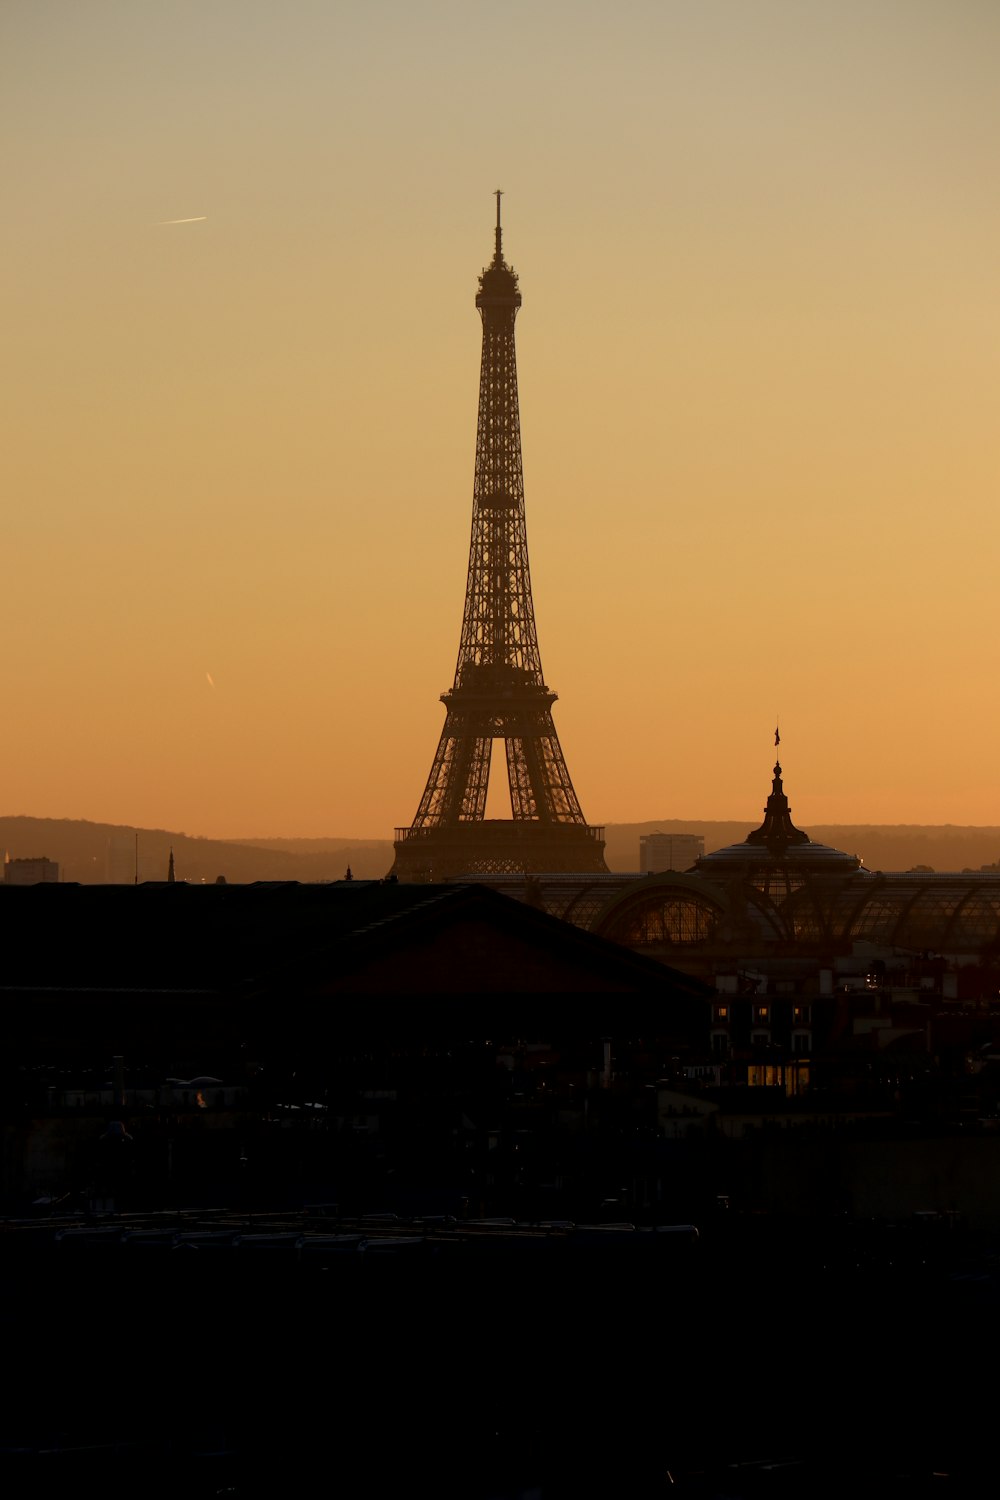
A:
494;188;503;262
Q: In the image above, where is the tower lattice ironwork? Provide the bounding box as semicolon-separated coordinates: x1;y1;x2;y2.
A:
392;196;607;881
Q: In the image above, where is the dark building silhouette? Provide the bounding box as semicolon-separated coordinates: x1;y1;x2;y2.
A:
4;855;59;884
392;196;606;880
0;878;706;1210
458;746;1000;1139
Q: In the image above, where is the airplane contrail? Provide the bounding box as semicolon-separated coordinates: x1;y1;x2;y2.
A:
158;216;208;225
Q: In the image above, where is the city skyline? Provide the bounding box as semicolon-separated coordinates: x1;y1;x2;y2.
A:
3;2;998;840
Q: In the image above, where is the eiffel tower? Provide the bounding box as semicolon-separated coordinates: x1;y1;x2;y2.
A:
392;196;607;881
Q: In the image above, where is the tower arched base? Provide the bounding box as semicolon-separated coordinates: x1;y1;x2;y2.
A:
390;820;607;883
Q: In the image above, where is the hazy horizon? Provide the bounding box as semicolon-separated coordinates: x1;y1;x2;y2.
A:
12;805;1000;847
4;2;998;839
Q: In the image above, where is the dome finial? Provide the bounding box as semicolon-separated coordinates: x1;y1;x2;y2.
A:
693;719;861;879
740;721;808;853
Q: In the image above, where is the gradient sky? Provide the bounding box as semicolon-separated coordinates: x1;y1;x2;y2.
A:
3;1;998;839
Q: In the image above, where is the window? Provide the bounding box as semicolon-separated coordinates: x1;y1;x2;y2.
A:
748;1064;783;1087
713;1004;730;1024
753;1004;770;1026
792;1004;811;1026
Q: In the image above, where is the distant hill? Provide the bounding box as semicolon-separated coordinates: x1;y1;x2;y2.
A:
231;835;393;859
4;815;1000;885
0;817;393;884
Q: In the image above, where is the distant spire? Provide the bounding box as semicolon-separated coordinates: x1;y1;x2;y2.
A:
345;865;353;882
167;847;175;884
494;188;503;263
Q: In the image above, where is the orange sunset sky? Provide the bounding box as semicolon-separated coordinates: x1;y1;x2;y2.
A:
3;1;998;840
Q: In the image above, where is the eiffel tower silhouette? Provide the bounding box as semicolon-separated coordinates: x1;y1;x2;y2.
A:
392;197;607;881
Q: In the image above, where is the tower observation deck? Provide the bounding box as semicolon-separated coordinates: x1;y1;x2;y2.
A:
391;197;607;881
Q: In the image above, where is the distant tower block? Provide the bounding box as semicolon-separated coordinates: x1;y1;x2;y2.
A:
392;198;607;880
4;856;59;885
639;832;705;874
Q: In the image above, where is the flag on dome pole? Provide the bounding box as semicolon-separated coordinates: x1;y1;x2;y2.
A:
775;725;780;747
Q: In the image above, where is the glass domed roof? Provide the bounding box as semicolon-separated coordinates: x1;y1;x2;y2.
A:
695;759;863;891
